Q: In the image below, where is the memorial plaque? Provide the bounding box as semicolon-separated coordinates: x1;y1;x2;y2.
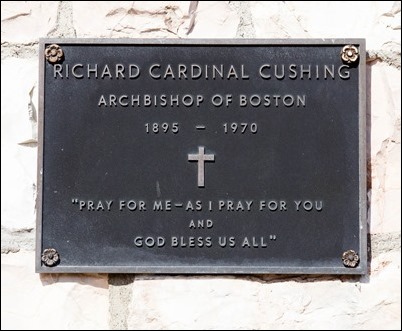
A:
36;39;367;274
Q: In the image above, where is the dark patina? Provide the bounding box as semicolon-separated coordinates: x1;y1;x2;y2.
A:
36;39;366;274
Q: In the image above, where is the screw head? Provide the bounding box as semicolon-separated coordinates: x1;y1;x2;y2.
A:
342;250;359;268
45;44;64;64
341;45;359;64
41;248;60;267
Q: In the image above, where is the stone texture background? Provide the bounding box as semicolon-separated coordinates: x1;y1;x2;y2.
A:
1;1;400;329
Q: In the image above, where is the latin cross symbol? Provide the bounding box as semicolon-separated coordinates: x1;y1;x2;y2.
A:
188;146;215;188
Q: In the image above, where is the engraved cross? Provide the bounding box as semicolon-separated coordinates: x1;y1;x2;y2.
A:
188;146;215;188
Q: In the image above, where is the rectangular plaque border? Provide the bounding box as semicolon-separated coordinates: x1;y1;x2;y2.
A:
36;38;367;274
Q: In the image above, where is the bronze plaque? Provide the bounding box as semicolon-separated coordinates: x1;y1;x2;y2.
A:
36;39;366;274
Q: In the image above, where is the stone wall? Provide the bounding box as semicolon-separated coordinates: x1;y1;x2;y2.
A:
1;1;400;329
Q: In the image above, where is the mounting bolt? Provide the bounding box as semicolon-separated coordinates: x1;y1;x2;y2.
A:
341;45;359;64
45;44;64;64
41;248;60;267
342;250;359;268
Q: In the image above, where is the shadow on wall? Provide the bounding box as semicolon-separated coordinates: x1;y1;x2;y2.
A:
39;273;109;289
108;273;363;287
366;57;372;280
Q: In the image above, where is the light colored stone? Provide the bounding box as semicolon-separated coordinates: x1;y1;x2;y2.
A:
73;1;239;40
250;1;400;68
266;1;401;51
382;188;401;232
128;277;266;330
368;61;401;233
1;251;109;330
1;1;59;43
358;251;401;329
72;2;132;37
73;1;191;38
370;180;401;233
47;1;75;38
1;58;38;231
382;142;401;231
188;2;239;38
1;226;34;254
128;1;189;13
369;63;401;158
250;2;309;38
370;136;401;233
0;58;38;145
384;143;401;191
127;251;401;329
228;1;256;38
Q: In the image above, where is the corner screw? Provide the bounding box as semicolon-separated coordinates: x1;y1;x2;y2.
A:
341;45;359;64
41;248;60;267
45;44;64;64
342;250;359;268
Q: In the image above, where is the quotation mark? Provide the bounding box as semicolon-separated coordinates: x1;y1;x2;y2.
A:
72;198;78;204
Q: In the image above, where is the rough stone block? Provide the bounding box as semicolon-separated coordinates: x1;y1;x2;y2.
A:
251;1;401;52
188;2;239;38
73;1;191;38
126;251;401;329
369;63;401;158
250;2;309;38
1;251;109;330
1;1;59;43
1;58;38;231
